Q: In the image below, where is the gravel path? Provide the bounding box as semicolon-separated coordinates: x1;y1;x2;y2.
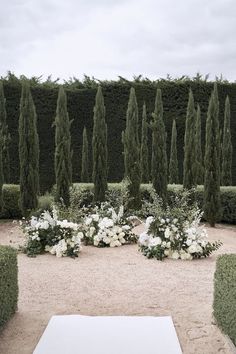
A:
0;222;235;354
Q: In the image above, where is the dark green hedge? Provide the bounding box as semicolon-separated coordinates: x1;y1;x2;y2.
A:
3;80;236;192
0;246;18;329
0;185;22;219
213;254;236;346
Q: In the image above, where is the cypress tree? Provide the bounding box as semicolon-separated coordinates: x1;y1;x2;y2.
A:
169;119;179;184
221;96;232;185
195;104;204;185
151;88;167;201
54;86;72;206
204;83;221;227
19;82;39;214
122;87;141;209
92;86;108;202
183;89;197;189
140;102;149;183
81;126;89;182
0;82;10;183
0;132;3;211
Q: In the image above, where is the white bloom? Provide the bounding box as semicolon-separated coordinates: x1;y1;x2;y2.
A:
122;225;130;231
85;217;92;226
139;232;150;246
91;214;99;222
164;227;171;239
171;251;179;260
145;216;154;229
150;237;162;246
160;219;165;224
186;239;192;246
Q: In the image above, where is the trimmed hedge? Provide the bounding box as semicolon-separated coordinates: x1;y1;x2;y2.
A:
213;254;236;346
0;185;22;219
3;80;236;191
0;246;18;329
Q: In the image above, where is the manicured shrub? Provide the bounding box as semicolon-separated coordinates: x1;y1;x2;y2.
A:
195;105;204;185
0;245;18;329
140;102;149;183
221;96;232;186
0;185;22;219
0;81;10;183
213;254;236;346
81;127;90;183
169;119;179;184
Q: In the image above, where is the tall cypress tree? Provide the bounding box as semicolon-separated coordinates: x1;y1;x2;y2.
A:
81;126;89;182
195;104;204;185
169;119;179;184
54;86;72;206
19;82;39;214
183;89;197;189
92;86;108;202
151;88;167;201
122;87;141;209
0;132;3;211
221;96;232;185
140;102;149;183
204;83;221;226
0;82;10;183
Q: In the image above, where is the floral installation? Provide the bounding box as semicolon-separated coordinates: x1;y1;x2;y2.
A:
22;207;84;257
139;209;222;261
83;204;137;247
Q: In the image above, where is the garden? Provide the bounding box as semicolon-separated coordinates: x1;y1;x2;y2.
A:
0;75;235;353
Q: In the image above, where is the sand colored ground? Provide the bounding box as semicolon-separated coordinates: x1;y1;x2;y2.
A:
0;221;235;354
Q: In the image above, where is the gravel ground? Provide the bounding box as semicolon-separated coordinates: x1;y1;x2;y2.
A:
0;221;235;354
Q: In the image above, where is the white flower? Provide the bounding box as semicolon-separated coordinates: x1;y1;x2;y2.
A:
122;225;130;231
164;227;171;239
160;219;165;224
85;217;92;226
150;237;162;246
145;216;154;229
91;214;99;222
171;251;179;260
139;232;150;246
186;239;192;246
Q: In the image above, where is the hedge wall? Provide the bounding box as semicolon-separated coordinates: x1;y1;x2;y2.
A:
213;254;236;346
3;80;236;191
0;246;18;329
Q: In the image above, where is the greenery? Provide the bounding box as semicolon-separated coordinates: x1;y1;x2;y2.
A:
195;105;204;185
0;245;18;329
151;88;167;201
0;134;3;212
183;89;196;189
2;77;236;190
54;86;72;207
213;254;236;346
204;83;221;226
122;87;141;209
0;82;10;183
169;119;179;184
221;96;232;186
140;102;149;183
81;127;89;182
19;82;39;215
92;86;108;202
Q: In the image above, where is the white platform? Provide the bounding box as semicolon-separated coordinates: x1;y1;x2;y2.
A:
33;315;182;354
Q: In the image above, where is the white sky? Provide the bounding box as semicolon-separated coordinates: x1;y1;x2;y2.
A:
1;0;236;81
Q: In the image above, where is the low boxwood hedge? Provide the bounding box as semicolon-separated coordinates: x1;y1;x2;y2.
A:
213;254;236;346
0;246;18;329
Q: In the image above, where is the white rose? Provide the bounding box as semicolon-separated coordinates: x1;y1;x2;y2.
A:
85;217;92;225
150;237;162;246
110;241;116;247
186;239;192;246
164;227;171;239
171;251;179;260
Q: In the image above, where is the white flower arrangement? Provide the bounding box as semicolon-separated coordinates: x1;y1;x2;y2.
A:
139;209;222;261
22;207;84;257
83;205;136;247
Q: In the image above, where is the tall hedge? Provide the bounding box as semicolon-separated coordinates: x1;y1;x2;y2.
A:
81;127;89;182
140;102;149;183
221;96;232;185
2;79;236;191
195;105;204;185
19;82;39;215
169;119;179;184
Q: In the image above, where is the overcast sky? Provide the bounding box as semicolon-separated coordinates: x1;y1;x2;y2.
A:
1;0;236;82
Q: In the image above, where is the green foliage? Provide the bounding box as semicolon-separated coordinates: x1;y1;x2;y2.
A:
0;134;3;212
54;86;72;207
183;89;197;189
0;82;10;183
0;246;18;329
195;105;204;184
204;83;221;226
2;78;236;190
0;185;22;218
221;96;232;186
213;254;236;345
169;119;179;184
81;127;90;182
122;87;141;209
19;82;39;215
92;86;108;202
151;88;167;201
140;102;149;183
